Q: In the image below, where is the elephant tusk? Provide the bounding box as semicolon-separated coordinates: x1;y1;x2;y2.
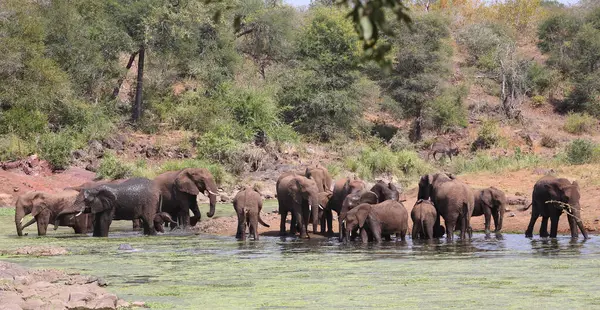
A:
19;218;24;224
308;205;312;212
207;190;219;196
75;211;83;217
319;204;324;210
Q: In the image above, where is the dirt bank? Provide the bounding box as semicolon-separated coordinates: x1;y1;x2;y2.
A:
0;258;145;310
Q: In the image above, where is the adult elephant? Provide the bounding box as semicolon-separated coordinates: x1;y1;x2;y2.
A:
306;164;333;193
154;168;219;228
524;176;588;239
417;173;474;240
369;180;401;202
325;176;366;241
15;190;93;236
76;178;161;237
473;187;507;234
276;174;321;238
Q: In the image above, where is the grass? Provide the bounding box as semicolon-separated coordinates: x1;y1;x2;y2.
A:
450;150;542;174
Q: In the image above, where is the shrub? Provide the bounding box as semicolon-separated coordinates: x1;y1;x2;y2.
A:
0;134;34;161
527;62;554;95
388;132;413;152
451;152;541;174
457;22;510;69
540;134;559;148
564;139;600;165
196;131;243;164
344;147;432;182
471;120;501;151
96;151;133;180
427;85;469;132
0;108;48;138
563;113;596;134
531;95;546;107
37;131;76;170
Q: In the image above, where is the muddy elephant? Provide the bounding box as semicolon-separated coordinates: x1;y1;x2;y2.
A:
343;200;408;243
369;180;401;202
233;186;270;240
154;168;219;228
417;173;474;240
473;187;506;234
15;190;92;236
524;176;588;239
154;212;178;233
324;176;366;241
411;199;438;240
76;178;161;237
276;174;321;238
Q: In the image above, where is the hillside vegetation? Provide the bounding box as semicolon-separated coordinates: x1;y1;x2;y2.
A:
1;0;600;187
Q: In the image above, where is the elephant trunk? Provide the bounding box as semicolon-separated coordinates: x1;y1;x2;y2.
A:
205;179;219;218
15;206;27;237
573;206;588;239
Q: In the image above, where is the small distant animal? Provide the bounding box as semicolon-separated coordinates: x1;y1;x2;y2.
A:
427;139;459;161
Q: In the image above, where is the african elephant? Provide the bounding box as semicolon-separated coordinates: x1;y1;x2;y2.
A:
411;199;438;240
369;180;401;202
154;212;178;233
473;187;506;234
233;186;270;240
154;168;219;228
306;164;333;193
276;174;321;238
524;176;588;239
15;190;92;236
417;173;474;240
325;176;366;240
343;200;409;243
77;178;161;237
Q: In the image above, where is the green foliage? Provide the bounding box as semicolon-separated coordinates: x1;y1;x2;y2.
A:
564;139;600;165
427;85;469;132
531;95;546;107
471;120;501;151
527;62;555;95
37;131;76;170
96;151;133;180
0;134;34;162
0;108;48;138
451;152;542;174
563;113;596;134
457;22;511;70
344;147;432;181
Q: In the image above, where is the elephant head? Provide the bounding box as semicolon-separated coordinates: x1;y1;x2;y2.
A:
15;192;42;236
544;180;587;239
175;168;219;218
344;204;371;239
154;212;177;233
81;187;117;214
370;180;401;202
15;191;76;236
417;173;454;200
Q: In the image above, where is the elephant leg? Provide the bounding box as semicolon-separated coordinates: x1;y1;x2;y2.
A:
549;215;560;238
539;216;549;238
236;211;245;240
412;223;419;240
252;215;259;241
141;214;157;236
94;212;112;237
426;223;434;240
525;206;539;238
326;210;334;235
445;217;456;241
492;207;502;232
189;196;201;226
360;228;369;243
319;210;326;234
294;208;308;239
36;218;48;236
279;208;288;236
132;219;141;230
483;206;492;235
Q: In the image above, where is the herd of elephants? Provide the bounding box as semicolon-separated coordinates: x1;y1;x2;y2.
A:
13;165;589;241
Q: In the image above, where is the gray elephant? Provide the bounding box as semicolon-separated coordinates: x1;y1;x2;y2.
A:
233;186;270;240
325;176;366;241
524;176;588;239
473;187;506;234
276;174;321;238
369;180;401;202
15;190;92;236
343;200;409;243
417;173;474;240
306;164;333;193
411;199;438;240
154;212;178;233
74;178;161;237
154;168;219;228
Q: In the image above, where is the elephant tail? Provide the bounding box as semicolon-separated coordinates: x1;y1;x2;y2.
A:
519;203;532;212
258;214;270;228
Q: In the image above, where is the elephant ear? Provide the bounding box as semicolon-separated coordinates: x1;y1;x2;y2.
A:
90;189;117;214
30;193;47;217
176;172;200;195
359;191;379;204
356;205;371;228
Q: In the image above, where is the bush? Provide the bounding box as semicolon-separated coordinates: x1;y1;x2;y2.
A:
427;85;469;132
196;131;243;164
531;95;546;107
527;62;555;96
96;151;133;180
564;139;600;165
457;22;510;69
344;147;432;182
388;132;413;152
0;134;34;161
471;120;501;151
37;131;76;170
540;134;558;148
0;108;48;138
563;113;596;134
451;152;541;174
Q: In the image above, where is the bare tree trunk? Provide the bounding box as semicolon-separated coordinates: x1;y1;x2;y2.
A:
132;45;145;123
111;51;139;99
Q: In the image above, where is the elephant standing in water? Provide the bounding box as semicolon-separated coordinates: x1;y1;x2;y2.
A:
325;176;366;241
343;200;409;243
369;180;401;202
473;187;506;234
417;173;474;240
276;174;321;238
524;176;588;239
15;190;92;236
76;178;162;237
154;168;219;228
233;186;270;240
411;199;438;240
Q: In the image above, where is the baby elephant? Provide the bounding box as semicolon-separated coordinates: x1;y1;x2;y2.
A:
233;186;270;240
154;212;178;233
473;187;506;234
344;200;408;243
411;199;438;240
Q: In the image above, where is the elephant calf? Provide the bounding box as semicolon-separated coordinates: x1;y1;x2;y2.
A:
233;186;270;240
411;199;438;240
344;200;408;243
154;212;178;233
473;187;506;234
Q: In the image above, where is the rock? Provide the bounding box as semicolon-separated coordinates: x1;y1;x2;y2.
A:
509;212;516;217
507;196;528;206
0;304;23;310
20;298;44;310
69;291;94;303
67;300;87;309
96;278;108;287
103;136;124;151
219;195;230;203
118;244;133;251
89;293;117;309
131;301;146;308
0;292;24;305
533;168;555;175
13;187;19;192
514;192;525;197
48;299;68;309
0;193;14;207
72;149;87;160
88;140;104;157
116;300;130;308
